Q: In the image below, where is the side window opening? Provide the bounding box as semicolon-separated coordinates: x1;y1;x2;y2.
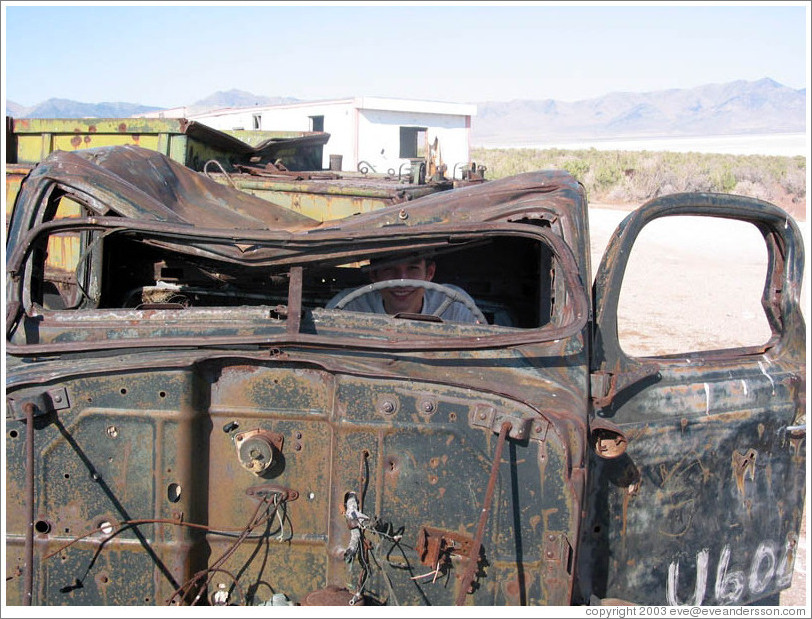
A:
399;127;428;159
309;115;324;132
616;216;771;357
30;192;97;310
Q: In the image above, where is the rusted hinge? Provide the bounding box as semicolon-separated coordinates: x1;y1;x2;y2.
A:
591;363;660;408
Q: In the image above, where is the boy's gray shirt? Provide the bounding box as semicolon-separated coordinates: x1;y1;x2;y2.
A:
326;284;480;323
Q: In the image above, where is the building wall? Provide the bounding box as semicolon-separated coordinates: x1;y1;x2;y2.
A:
189;98;473;175
257;101;354;170
356;108;471;177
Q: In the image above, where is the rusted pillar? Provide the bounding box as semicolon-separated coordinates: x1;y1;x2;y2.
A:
23;401;36;605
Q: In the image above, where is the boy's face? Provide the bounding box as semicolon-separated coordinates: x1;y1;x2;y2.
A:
370;258;436;315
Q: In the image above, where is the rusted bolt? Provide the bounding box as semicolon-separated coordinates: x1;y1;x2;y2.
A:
422;401;435;413
548;535;555;541
479;411;487;420
53;394;63;404
381;400;395;414
294;443;302;451
535;424;542;433
398;209;408;220
295;432;302;439
546;551;554;558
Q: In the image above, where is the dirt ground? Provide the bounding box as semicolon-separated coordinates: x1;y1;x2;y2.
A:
588;204;809;608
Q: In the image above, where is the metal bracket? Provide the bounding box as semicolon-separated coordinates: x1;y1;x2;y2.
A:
416;526;474;568
470;404;540;441
543;532;573;572
6;387;70;421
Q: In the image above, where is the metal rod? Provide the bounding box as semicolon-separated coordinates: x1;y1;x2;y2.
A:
23;401;35;605
286;266;303;335
455;420;512;605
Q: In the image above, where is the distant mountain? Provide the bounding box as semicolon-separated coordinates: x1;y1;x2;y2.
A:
188;89;300;113
472;78;806;146
5;80;805;146
5;100;28;117
7;98;163;119
5;90;301;119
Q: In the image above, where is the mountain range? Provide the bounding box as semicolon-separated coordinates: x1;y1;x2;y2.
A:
472;78;806;146
5;79;806;146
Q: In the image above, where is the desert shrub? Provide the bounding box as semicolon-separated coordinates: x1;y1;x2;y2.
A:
561;158;589;179
733;180;773;201
780;167;807;200
471;147;806;218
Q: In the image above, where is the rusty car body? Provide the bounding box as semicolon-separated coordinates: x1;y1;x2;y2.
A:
4;145;806;606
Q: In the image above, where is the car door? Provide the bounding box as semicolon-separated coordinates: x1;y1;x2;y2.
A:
584;193;806;605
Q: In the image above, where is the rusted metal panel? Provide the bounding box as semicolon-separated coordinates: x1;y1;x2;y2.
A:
5;359;581;605
206;172;455;221
4;145;804;606
8;117;326;168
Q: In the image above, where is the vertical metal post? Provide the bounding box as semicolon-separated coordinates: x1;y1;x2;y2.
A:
286;266;303;335
23;401;36;605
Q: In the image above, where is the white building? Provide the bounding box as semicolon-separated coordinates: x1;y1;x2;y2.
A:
187;97;476;176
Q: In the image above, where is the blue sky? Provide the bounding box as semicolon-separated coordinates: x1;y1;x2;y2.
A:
2;2;809;109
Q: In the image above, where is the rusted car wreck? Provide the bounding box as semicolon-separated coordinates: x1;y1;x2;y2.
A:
5;145;806;606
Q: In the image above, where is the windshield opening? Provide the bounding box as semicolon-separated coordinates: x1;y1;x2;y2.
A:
23;225;563;330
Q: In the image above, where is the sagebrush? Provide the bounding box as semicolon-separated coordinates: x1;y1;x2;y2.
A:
471;147;807;220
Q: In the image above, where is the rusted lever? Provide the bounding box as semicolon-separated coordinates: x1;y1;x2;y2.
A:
455;420;512;605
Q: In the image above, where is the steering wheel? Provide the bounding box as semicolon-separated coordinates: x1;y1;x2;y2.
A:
333;279;487;324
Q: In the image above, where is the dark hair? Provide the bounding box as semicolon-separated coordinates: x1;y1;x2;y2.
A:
369;253;435;269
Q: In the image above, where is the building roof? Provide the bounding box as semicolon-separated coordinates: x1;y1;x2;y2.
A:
189;96;476;119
